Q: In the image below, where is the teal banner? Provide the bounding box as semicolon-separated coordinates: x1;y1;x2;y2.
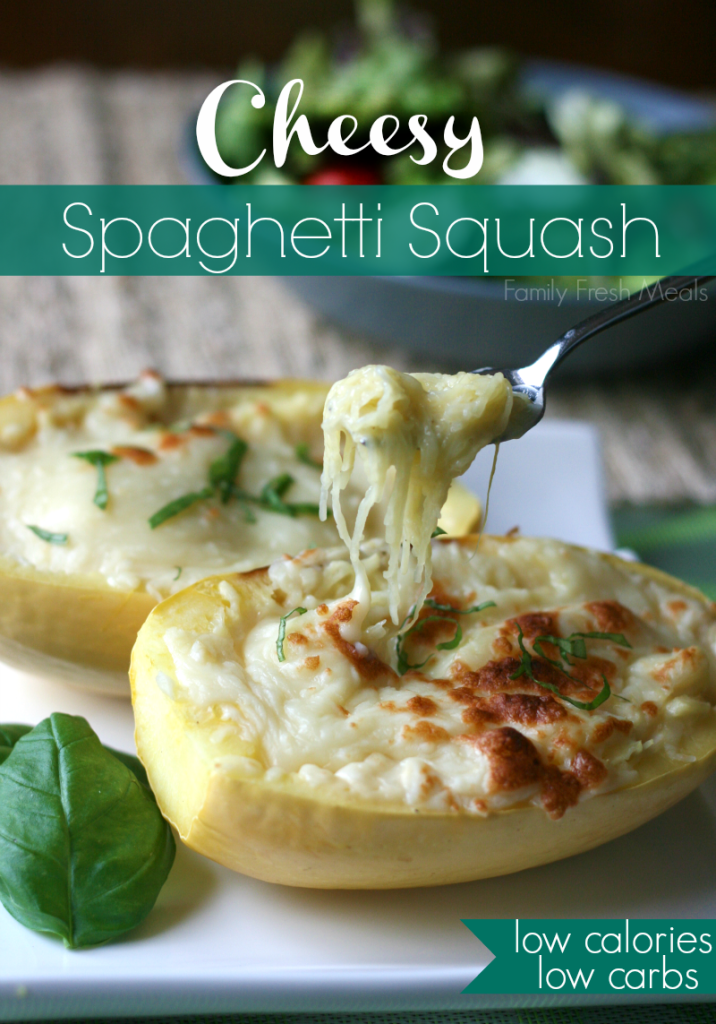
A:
463;919;716;996
0;185;715;276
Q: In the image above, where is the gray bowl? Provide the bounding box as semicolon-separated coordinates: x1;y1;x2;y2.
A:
286;274;716;374
184;59;716;375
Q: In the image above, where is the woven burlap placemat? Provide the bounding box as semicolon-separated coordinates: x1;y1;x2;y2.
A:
2;67;716;504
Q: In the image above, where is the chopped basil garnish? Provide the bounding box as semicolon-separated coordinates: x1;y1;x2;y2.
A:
147;434;329;528
436;621;462;650
395;600;495;675
509;625;543;685
173;566;183;581
532;630;631;670
209;435;248;504
149;430;247;527
234;473;327;519
73;450;120;510
286;501;326;517
149;488;213;529
26;525;68;545
396;616;458;674
260;473;294;513
509;625;631;711
425;598;497;615
418;617;464;652
168;418;192;433
395;609;425;673
295;443;323;470
431;526;447;538
237;500;257;523
276;607;308;662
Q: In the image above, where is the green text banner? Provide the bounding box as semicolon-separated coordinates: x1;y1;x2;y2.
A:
463;919;716;996
1;185;715;276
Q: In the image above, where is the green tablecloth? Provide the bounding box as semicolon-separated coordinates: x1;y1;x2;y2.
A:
29;1006;716;1023
613;504;716;600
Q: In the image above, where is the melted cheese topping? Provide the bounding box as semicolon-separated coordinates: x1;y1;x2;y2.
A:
0;374;473;601
161;537;716;818
320;367;512;625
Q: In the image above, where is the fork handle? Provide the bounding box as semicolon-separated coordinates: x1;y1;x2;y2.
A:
526;272;715;385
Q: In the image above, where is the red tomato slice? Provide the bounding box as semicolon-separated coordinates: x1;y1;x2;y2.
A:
303;166;382;185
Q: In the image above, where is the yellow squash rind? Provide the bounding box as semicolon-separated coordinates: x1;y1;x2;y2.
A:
130;543;716;889
0;379;481;694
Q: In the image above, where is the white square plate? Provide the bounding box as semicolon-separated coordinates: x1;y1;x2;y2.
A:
0;421;712;1019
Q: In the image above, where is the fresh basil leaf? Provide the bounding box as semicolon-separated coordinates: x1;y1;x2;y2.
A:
0;724;33;766
149;487;214;529
26;525;68;545
0;713;174;949
73;450;120;510
104;746;151;791
277;607;307;662
431;526;447;538
0;722;151;790
173;566;183;581
209;435;248;504
295;443;322;470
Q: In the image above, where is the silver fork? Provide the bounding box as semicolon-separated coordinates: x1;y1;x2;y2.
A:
474;272;714;442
